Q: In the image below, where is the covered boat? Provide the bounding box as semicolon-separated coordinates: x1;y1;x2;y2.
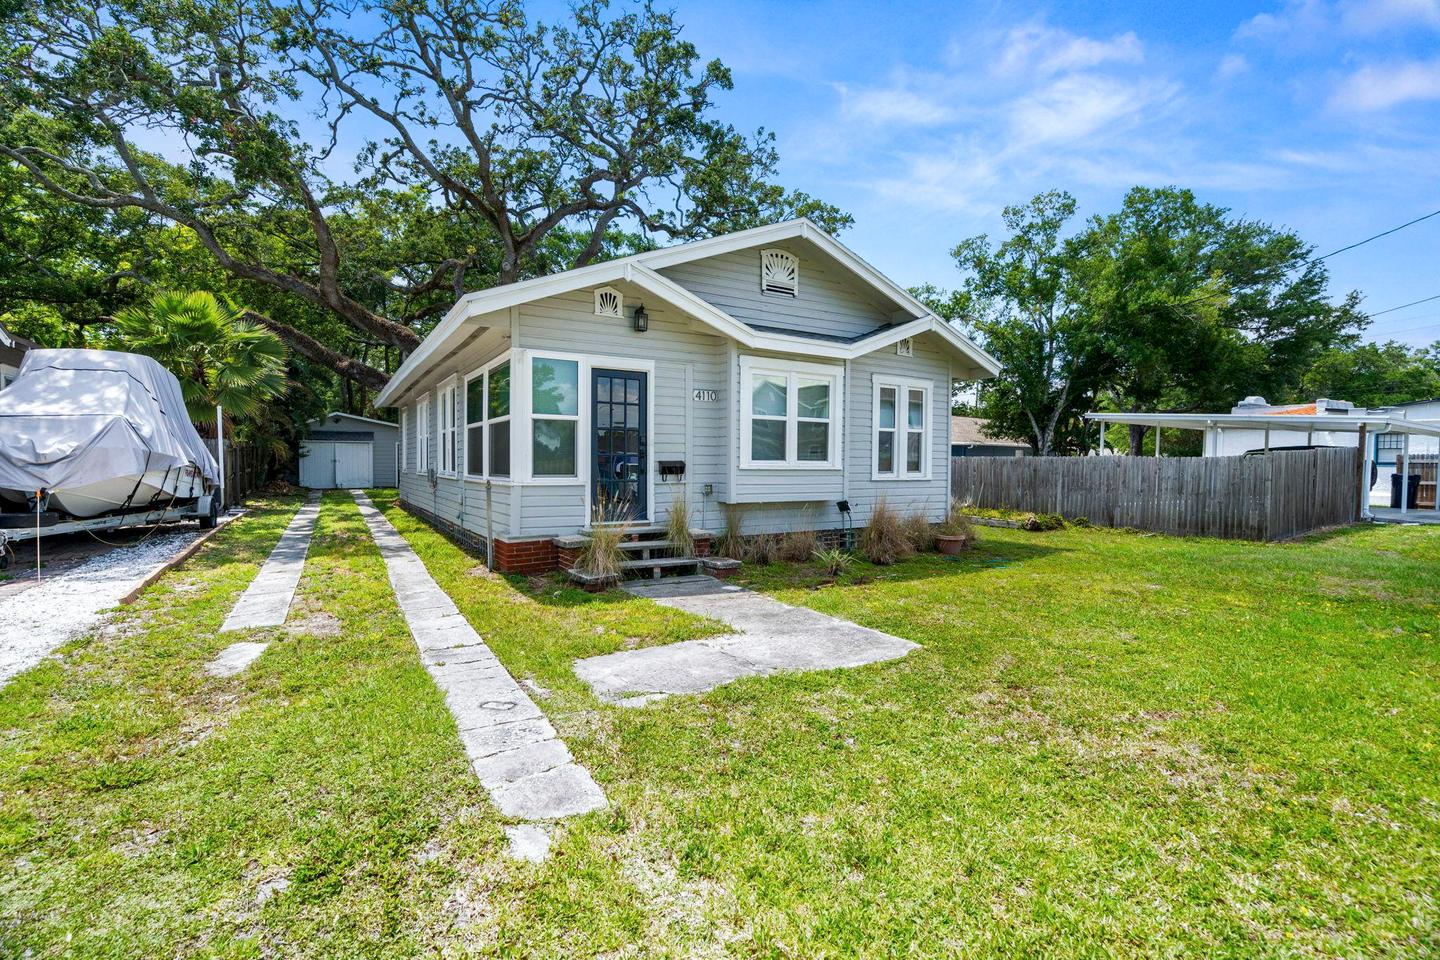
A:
0;349;219;518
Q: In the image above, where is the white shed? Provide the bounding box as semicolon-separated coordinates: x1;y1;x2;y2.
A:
299;412;400;489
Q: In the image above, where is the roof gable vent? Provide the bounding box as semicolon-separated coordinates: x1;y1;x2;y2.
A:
760;248;798;297
594;286;623;318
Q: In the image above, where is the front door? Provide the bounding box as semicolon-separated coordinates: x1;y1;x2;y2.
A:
592;368;647;522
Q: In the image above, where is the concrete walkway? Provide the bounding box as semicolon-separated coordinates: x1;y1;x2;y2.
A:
575;575;919;706
350;491;605;835
220;493;320;632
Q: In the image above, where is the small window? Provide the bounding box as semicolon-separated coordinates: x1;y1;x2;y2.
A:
760;248;798;297
488;360;511;477
594;286;623;318
415;395;431;473
437;376;459;476
873;377;931;480
1377;433;1404;451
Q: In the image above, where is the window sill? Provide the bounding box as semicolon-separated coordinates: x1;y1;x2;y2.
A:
525;476;584;485
871;471;933;482
463;475;515;486
739;462;843;471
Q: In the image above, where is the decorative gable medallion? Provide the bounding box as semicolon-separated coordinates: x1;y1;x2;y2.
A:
594;286;623;318
896;337;914;358
759;248;799;297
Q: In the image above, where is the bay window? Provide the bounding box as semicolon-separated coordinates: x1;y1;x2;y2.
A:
739;357;841;468
530;355;580;478
873;377;931;480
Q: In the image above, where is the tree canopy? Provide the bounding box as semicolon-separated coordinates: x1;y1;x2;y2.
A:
938;187;1366;454
0;0;848;389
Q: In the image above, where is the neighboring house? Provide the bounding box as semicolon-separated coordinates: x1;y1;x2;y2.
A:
376;218;1000;573
299;412;400;489
1204;396;1362;456
0;319;39;389
1371;398;1440;507
950;416;1030;458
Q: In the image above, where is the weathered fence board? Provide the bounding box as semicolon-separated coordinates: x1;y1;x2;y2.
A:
951;448;1360;541
204;440;265;508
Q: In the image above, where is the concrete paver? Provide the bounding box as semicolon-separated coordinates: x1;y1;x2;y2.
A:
575;575;918;705
220;494;321;632
350;491;605;836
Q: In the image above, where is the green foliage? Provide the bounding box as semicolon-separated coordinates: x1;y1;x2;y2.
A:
110;291;288;428
718;504;746;560
811;547;854;578
1022;513;1066;532
937;187;1364;455
1301;340;1440;408
666;496;694;558
936;505;976;539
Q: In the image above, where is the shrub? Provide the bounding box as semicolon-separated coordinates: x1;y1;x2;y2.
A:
1022;512;1066;532
667;496;694;556
779;522;819;563
812;547;854;578
577;504;627;580
746;532;779;565
718;504;746;560
936;505;976;539
901;511;935;553
859;497;912;566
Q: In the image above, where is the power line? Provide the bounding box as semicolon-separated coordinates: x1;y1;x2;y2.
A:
1168;205;1440;312
1365;292;1440;318
1314;207;1440;260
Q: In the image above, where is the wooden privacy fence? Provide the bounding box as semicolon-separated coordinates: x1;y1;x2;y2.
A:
951;448;1361;541
204;440;265;508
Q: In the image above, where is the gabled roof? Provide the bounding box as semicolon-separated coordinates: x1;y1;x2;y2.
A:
375;219;1000;407
307;411;398;429
951;416;1029;447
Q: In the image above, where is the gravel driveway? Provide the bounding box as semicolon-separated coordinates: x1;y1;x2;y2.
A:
0;527;208;687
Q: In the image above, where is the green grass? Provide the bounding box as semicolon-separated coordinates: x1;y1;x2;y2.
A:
2;492;1438;957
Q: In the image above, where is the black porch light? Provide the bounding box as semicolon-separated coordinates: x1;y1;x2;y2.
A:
631;304;649;333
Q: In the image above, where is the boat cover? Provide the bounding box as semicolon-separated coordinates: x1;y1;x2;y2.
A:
0;349;220;494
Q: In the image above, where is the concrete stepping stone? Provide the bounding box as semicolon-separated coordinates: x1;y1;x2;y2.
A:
574;575;918;705
220;494;321;632
205;641;269;677
349;492;606;844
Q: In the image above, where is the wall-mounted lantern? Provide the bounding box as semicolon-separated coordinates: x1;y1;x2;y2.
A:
632;304;649;333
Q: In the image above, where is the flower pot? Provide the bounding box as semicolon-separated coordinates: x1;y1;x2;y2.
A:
935;534;970;555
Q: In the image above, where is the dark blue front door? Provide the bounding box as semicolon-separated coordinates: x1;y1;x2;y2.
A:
592;369;647;522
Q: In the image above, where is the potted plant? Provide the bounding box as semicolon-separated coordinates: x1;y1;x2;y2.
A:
933;506;976;555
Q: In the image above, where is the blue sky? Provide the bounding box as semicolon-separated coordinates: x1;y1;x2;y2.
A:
655;0;1440;347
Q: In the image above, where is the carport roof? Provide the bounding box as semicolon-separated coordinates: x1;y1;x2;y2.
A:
1086;411;1440;438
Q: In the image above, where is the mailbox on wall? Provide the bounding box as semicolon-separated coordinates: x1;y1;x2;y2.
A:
659;460;686;481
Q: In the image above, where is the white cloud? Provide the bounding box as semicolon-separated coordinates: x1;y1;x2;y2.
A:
1235;0;1332;43
993;21;1144;77
1009;74;1168;146
1331;59;1440;110
1217;54;1251;80
1236;0;1440;44
1339;0;1440;33
836;82;954;126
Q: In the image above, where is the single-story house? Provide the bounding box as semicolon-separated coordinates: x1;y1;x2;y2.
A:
1371;398;1440;507
0;319;39;390
299;412;400;489
950;416;1030;458
375;218;1000;573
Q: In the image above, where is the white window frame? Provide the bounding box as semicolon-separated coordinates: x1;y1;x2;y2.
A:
872;376;932;481
437;375;459;477
738;356;842;470
415;394;431;474
463;351;513;481
400;407;408;472
526;351;584;482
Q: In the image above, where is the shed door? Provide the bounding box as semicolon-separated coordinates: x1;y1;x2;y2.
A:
334;442;373;488
300;442;337;488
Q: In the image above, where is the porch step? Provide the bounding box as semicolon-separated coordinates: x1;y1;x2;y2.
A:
619;556;702;580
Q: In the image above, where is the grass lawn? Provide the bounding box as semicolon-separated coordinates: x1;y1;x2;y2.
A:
2;491;1437;957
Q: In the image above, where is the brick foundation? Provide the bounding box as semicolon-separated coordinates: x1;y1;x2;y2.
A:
493;537;559;575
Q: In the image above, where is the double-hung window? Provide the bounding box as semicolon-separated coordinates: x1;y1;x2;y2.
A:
415;394;431;473
739;357;841;468
464;356;511;478
437;376;459;476
530;355;580;478
873;377;931;480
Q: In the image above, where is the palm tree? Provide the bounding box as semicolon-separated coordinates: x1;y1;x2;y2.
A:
111;290;289;429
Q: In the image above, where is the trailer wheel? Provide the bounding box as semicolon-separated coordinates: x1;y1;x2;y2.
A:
199;496;219;530
0;551;9;571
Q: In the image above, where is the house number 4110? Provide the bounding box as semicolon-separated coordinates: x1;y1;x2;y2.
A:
693;389;720;402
